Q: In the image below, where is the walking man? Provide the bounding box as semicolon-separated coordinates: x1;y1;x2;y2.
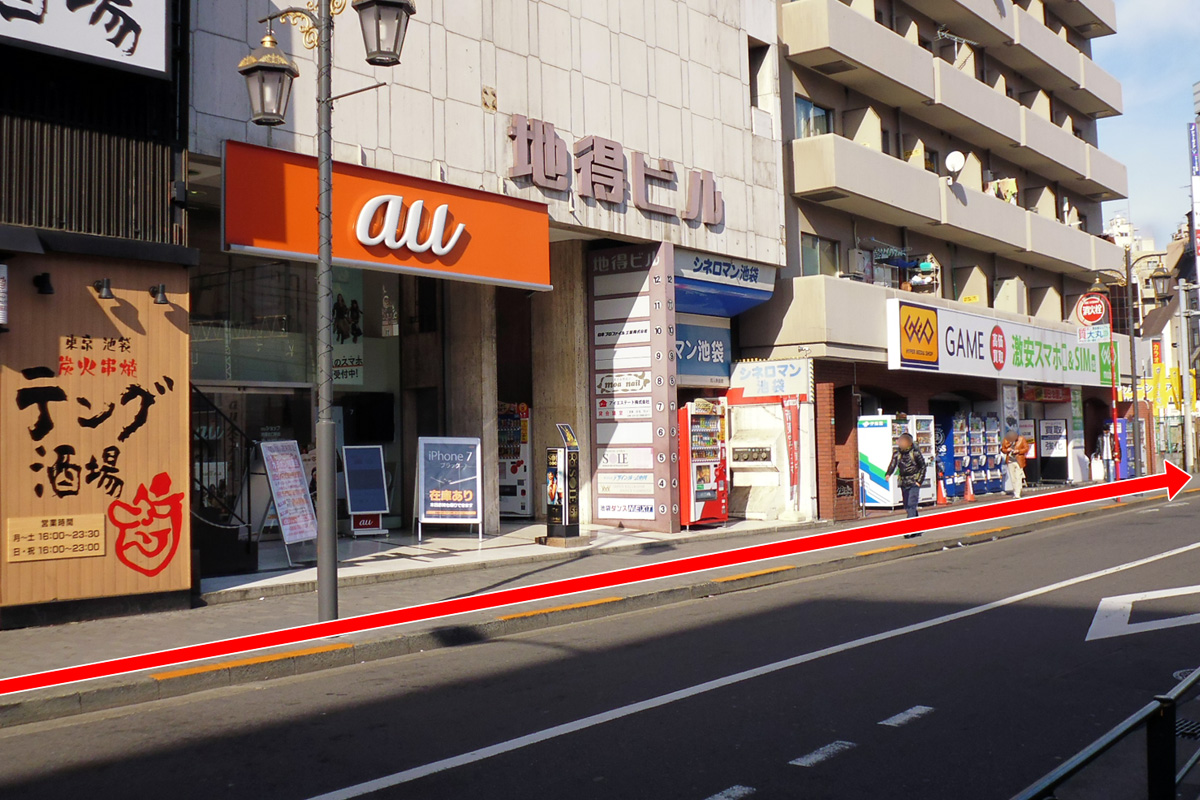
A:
885;433;927;534
1000;428;1030;499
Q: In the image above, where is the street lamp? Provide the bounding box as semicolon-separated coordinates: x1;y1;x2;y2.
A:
1151;269;1175;302
238;0;414;622
352;0;416;66
237;31;299;126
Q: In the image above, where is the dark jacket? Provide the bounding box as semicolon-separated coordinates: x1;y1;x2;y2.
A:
886;448;926;488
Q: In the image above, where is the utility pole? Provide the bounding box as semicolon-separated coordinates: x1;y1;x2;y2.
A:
1179;280;1196;473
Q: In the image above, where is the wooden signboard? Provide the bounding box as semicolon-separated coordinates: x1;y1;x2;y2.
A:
0;255;191;607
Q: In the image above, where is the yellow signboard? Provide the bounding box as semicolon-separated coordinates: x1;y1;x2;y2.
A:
897;303;939;367
961;294;981;304
6;514;106;563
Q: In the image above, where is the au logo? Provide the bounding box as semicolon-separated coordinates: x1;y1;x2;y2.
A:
899;303;939;369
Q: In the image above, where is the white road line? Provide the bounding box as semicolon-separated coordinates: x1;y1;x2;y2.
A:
878;705;935;727
789;740;857;767
304;540;1200;800
703;786;756;800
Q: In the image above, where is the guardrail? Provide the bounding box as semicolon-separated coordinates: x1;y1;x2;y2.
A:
1012;667;1200;799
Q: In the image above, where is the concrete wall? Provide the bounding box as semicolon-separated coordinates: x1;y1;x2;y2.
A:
191;0;786;266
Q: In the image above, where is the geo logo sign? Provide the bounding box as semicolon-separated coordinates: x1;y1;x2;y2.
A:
898;303;939;370
1075;294;1109;326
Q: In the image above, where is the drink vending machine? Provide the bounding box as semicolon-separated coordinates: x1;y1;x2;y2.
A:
498;402;532;517
678;399;729;527
858;415;937;507
966;412;1003;495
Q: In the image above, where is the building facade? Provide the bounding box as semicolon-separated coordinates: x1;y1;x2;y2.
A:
188;0;791;545
742;0;1132;519
0;1;196;623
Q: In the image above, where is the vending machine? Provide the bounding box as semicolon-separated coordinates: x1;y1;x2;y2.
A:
498;402;532;517
858;414;937;508
1114;418;1139;479
936;413;970;498
678;399;729;527
984;413;1003;493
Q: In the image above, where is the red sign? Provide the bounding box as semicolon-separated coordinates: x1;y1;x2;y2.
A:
1022;385;1072;404
1076;294;1109;326
1153;340;1163;366
352;513;382;532
989;325;1007;371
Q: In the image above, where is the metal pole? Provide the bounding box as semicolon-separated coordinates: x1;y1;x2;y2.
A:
1180;281;1196;474
1126;248;1142;477
315;0;338;621
1108;300;1119;482
1146;695;1177;800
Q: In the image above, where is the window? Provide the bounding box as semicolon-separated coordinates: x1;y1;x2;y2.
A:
924;148;939;174
801;234;840;277
749;44;769;109
795;96;832;139
881;129;892;156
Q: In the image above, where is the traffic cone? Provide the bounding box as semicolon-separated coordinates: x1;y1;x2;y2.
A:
964;471;976;503
936;476;948;506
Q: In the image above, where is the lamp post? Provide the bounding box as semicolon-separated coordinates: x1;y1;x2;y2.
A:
238;0;416;622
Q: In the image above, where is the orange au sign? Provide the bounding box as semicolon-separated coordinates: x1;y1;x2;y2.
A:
222;141;552;290
1075;293;1109;326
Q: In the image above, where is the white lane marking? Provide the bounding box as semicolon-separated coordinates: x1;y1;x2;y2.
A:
703;786;756;800
1138;509;1161;514
1086;584;1200;641
305;540;1200;800
789;740;857;767
878;705;935;727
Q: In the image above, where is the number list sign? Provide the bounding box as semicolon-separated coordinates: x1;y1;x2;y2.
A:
589;243;680;533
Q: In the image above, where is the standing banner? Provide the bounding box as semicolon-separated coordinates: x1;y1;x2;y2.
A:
342;445;389;536
260;441;317;545
415;437;482;541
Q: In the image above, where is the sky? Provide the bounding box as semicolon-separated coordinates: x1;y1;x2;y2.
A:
1094;0;1200;247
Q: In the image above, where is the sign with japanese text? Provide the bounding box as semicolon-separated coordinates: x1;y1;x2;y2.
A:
417;437;482;524
1075;294;1110;327
1;258;190;606
887;299;1119;387
1191;124;1200;260
509;115;724;227
0;0;169;77
6;514;105;563
673;248;776;293
332;267;365;385
260;441;317;545
729;359;812;402
589;243;681;533
1039;420;1068;458
676;316;732;388
224;142;550;291
1078;324;1111;343
1022;385;1072;404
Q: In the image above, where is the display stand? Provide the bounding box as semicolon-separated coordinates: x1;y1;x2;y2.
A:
260;441;319;567
343;445;389;537
413;437;483;543
546;423;581;541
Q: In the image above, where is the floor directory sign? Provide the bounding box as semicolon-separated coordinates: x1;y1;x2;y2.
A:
416;437;482;538
260;440;318;545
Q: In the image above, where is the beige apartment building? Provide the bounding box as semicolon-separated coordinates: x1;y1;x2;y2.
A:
742;0;1135;519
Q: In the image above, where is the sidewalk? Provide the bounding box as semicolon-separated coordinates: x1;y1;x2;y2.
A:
0;482;1175;727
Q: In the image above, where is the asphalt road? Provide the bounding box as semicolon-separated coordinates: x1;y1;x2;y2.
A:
5;500;1200;799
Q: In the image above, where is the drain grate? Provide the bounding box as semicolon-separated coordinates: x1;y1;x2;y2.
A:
1176;718;1200;740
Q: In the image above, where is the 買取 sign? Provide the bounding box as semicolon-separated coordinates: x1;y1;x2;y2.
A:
887;299;1119;387
0;0;169;77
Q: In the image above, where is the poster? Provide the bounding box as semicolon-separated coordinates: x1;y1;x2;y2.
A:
342;445;389;514
381;288;399;338
1002;384;1019;433
1039;420;1068;458
417;437;482;524
260;441;318;545
546;448;564;524
332;267;365;385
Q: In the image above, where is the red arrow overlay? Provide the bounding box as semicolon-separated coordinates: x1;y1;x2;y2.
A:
0;463;1189;698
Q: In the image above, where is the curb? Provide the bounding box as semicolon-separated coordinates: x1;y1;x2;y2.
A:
2;489;1181;730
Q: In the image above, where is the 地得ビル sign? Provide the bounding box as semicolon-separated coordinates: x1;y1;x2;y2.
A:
887;299;1120;388
729;359;812;402
223;142;550;291
0;0;169;76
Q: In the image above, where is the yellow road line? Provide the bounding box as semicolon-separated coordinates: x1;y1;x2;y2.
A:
969;526;1012;537
712;566;797;583
1097;503;1125;510
1038;513;1078;522
856;543;918;556
151;643;352;681
498;596;624;620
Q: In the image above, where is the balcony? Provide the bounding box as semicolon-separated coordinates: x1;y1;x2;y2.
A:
1079;145;1128;200
940;181;1028;255
900;0;1014;47
1018;108;1088;183
790;134;942;228
1093;236;1124;273
1072;55;1123;118
999;7;1085;93
1043;0;1118;39
781;0;934;107
791;134;1100;274
926;59;1022;151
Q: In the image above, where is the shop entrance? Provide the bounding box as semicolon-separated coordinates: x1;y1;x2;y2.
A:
496;288;534;518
